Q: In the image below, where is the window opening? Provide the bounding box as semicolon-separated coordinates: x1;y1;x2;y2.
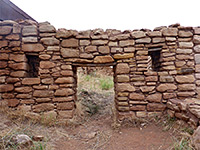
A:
148;47;162;71
26;55;39;77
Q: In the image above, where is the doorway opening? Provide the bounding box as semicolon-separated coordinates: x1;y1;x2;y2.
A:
73;64;115;119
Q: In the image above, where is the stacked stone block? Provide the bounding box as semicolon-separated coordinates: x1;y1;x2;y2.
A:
0;20;200;127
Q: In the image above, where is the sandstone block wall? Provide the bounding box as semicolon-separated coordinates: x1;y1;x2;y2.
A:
0;20;200;127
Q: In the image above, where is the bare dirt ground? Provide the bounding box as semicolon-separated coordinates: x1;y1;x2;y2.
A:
54;114;174;150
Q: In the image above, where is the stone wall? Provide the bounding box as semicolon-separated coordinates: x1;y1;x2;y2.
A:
0;20;200;126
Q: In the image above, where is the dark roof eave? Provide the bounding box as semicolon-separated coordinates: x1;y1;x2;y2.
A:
2;0;37;22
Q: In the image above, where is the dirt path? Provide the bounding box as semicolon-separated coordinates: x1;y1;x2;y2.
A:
54;115;174;150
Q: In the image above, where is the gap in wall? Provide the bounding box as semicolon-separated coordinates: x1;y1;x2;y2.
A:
76;66;115;118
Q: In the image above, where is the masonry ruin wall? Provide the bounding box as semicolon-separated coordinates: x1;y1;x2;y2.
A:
1;20;200;127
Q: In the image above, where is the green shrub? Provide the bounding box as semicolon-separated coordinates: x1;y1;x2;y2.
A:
99;77;113;90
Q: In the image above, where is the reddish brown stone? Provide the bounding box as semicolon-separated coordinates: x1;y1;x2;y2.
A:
131;31;146;38
47;46;60;51
9;63;27;70
0;70;9;76
22;37;38;43
33;90;54;98
9;41;20;47
0;40;8;48
179;42;193;48
174;113;189;121
196;64;200;73
136;111;147;117
85;46;97;52
194;35;200;44
61;65;72;70
39;54;51;60
146;93;162;103
53;96;73;102
0;26;12;35
15;87;32;93
91;40;108;45
7;99;20;107
40;37;59;46
129;92;144;100
64;58;93;63
94;56;114;63
54;88;74;96
178;84;196;91
111;47;123;53
113;53;134;60
147;31;162;37
160;76;174;82
39;24;56;33
57;110;73;119
35;98;51;103
175;75;195;83
147;103;166;111
145;76;158;82
0;76;5;83
178;30;193;37
41;78;54;84
116;75;129;83
55;77;74;84
80;40;90;46
61;38;78;47
157;84;177;92
40;61;55;69
98;46;110;54
136;56;148;60
22;78;40;85
60;71;73;76
57;102;74;110
162;28;178;36
0;53;8;60
0;61;7;68
177;92;196;97
152;37;165;43
135;38;151;44
140;86;155;93
119;40;135;47
124;47;135;52
2;93;14;99
61;48;79;58
22;25;37;36
16;94;32;99
6;34;19;40
9;54;26;62
33;85;48;90
32;103;54;113
130;105;146;111
0;84;14;92
80;53;94;59
22;44;44;52
163;93;176;99
117;83;135;92
116;63;130;74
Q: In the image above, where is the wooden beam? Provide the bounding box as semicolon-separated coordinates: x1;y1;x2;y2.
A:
72;62;116;67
